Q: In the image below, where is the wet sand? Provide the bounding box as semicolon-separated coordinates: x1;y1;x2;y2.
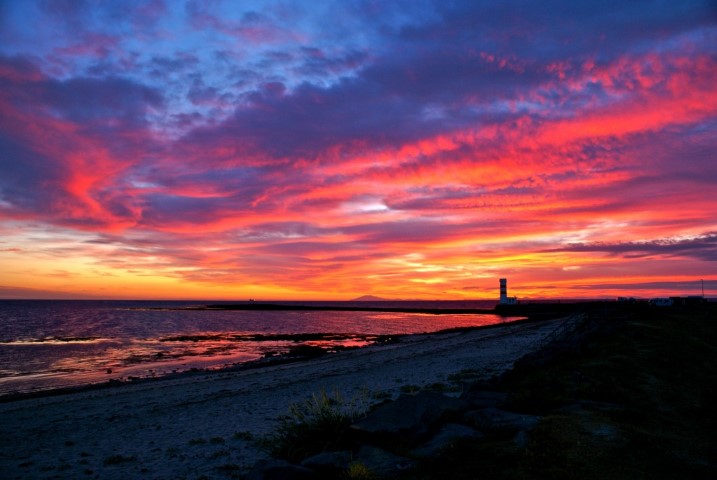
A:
0;315;577;479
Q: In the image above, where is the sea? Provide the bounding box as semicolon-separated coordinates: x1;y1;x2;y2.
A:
0;299;520;397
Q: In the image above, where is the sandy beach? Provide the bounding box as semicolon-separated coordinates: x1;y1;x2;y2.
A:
0;316;574;479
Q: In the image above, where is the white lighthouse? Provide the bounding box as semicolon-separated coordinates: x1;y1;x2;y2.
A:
499;278;518;305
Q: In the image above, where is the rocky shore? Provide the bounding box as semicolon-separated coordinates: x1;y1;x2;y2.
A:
244;311;596;479
245;302;717;480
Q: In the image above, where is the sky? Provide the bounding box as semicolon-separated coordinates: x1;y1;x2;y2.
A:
0;0;716;301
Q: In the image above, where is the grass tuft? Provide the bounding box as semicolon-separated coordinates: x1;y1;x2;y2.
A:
265;389;368;463
344;461;377;479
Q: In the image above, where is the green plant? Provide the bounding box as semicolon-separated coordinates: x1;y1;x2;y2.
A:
266;389;368;463
399;384;420;394
344;461;376;479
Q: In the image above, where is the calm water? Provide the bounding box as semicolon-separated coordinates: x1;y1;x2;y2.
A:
0;299;518;396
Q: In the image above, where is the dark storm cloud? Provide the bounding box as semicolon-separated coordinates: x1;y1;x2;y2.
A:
149;54;200;75
0;55;163;225
344;218;511;246
294;47;370;78
176;0;716;161
0;55;163;129
0;133;64;211
181;54;532;161
39;0;166;31
569;279;716;292
407;0;717;60
45;77;163;126
543;233;717;261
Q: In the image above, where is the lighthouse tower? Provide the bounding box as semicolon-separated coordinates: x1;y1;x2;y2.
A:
499;278;517;305
499;278;508;303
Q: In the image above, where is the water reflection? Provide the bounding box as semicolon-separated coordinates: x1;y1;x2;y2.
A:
0;300;519;395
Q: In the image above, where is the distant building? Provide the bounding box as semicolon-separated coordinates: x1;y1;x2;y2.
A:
649;296;706;307
649;297;673;307
499;278;518;305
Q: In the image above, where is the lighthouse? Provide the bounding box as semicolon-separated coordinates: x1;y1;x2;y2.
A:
499;278;518;305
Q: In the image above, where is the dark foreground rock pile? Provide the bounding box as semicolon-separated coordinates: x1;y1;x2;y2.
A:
246;388;543;479
245;311;622;479
245;303;717;479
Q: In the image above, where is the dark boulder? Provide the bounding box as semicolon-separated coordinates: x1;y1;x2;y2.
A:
460;389;508;409
464;407;540;435
350;391;466;444
300;450;353;475
412;423;485;457
353;445;416;478
245;459;317;480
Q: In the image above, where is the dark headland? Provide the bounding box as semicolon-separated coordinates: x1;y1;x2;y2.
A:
185;300;611;319
198;302;496;315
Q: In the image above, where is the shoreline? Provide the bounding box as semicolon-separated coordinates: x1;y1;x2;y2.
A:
0;314;545;404
0;302;608;403
151;300;612;316
0;313;578;479
0;301;536;401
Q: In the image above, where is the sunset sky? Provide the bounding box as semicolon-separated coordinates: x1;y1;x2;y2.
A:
0;0;715;301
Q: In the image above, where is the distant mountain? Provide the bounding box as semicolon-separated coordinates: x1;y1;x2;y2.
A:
352;295;388;301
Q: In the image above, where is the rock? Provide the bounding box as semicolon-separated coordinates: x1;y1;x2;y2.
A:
460;390;508;409
245;459;317;480
300;450;353;473
558;400;623;414
555;404;625;445
354;445;416;478
513;430;530;448
412;423;485;457
464;407;540;435
350;391;466;443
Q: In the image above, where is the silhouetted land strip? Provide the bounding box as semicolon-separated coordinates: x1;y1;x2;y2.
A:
198;303;497;314
180;300;614;317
